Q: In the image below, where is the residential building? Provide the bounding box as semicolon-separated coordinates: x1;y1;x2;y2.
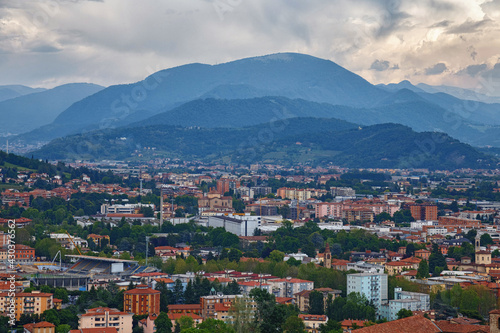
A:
14;244;35;262
379;288;430;321
79;307;133;333
294;288;341;312
23;321;55;333
268;277;314;298
347;273;388;310
238;281;271;295
123;285;160;316
0;290;53;320
200;294;242;320
409;204;438;221
299;314;328;333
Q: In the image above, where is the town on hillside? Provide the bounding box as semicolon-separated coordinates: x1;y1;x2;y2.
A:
1;158;500;333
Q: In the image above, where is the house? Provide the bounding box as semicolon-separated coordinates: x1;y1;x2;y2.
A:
24;322;55;333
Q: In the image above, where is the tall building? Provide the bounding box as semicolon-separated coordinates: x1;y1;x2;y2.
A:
347;273;388;310
124;285;160;316
409;204;437;221
79;307;133;333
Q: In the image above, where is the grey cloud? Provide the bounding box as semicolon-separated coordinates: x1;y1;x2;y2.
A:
370;59;390;71
370;59;399;71
429;20;451;28
458;64;487;77
31;44;62;53
424;63;447;75
447;17;492;34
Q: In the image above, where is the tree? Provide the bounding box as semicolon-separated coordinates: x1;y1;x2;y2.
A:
269;250;285;262
194;318;235;332
428;244;447;275
43;309;61;326
282;316;306;333
480;233;494;246
176;316;194;330
229;296;255;333
416;260;429;279
154;312;173;333
309;290;324;315
396;308;413;319
56;324;71;333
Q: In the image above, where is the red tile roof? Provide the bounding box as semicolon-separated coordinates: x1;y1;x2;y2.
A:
355;315;440;333
435;320;489;332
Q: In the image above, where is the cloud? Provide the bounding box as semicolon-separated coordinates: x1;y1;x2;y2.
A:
459;63;487;77
0;0;498;92
424;63;447;75
370;59;399;71
446;16;492;34
370;59;390;71
429;20;451;28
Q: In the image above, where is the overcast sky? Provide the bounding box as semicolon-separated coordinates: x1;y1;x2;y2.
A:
1;0;500;94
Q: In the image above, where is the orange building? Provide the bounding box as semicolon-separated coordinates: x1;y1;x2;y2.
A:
24;321;55;333
414;249;431;260
0;290;53;320
15;244;35;261
409;204;438;221
124;285;160;315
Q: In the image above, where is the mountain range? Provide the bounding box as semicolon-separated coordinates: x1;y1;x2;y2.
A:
2;52;500;168
0;83;104;136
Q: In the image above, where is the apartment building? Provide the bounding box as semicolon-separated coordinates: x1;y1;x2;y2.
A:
123;285;160;316
79;307;133;333
0;290;53;320
347;273;388;310
268;277;314;298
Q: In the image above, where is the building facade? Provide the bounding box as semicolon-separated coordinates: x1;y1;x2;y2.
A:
123;285;160;316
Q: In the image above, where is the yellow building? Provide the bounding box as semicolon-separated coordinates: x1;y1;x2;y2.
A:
0;291;53;320
476;250;491;265
384;261;415;276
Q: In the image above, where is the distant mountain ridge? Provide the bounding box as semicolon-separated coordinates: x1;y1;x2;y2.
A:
0;83;104;136
0;85;46;102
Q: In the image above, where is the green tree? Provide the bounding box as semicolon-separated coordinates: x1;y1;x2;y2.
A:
43;309;61;326
396;308;413;319
269;250;285;262
154;312;173;333
416;260;429;279
56;324;71;333
309;290;324;315
176;316;194;330
480;233;494;246
282;316;306;333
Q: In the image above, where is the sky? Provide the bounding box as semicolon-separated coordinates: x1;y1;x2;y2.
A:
1;0;500;95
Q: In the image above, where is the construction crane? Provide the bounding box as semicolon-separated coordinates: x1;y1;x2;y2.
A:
65;231;82;255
